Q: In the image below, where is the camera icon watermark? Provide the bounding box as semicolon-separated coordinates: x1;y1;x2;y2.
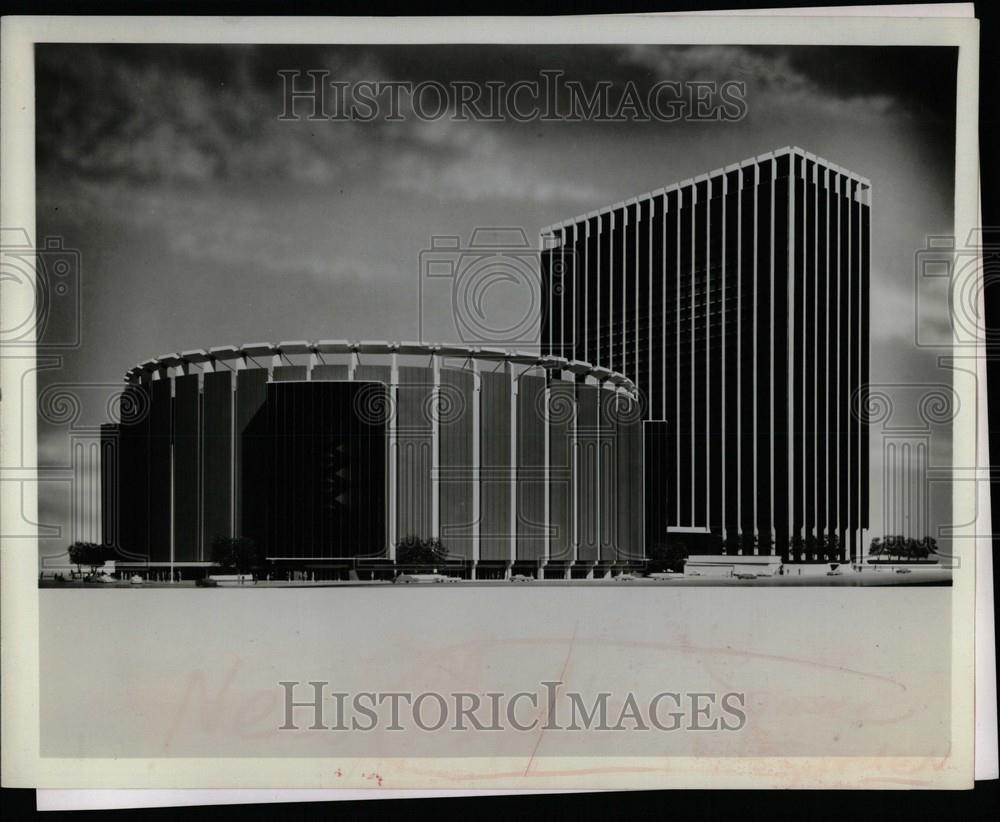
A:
914;228;998;349
0;228;82;349
419;227;571;347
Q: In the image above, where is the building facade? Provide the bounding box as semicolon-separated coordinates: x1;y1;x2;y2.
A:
101;342;644;578
540;147;870;562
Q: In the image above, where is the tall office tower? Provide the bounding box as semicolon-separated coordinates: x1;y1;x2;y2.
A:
540;147;870;562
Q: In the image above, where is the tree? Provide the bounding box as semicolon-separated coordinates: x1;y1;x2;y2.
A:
821;533;840;562
804;534;819;561
879;535;894;560
886;534;906;561
789;534;805;560
647;541;687;573
869;535;938;562
395;536;448;570
721;533;751;556
211;536;263;575
67;541;108;575
899;535;911;560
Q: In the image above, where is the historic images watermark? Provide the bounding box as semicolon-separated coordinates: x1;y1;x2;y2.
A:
914;228;998;349
0;228;82;350
279;681;747;733
278;70;748;123
419;227;549;346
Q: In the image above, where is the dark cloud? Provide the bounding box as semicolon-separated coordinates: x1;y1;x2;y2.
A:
36;44;957;187
773;45;959;122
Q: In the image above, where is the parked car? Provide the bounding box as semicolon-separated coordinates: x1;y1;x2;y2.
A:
394;573;449;584
615;573;638;582
86;573;116;584
129;575;144;585
510;574;533;583
895;567;912;574
734;573;758;580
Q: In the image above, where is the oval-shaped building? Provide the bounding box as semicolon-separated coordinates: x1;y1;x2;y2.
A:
100;341;647;580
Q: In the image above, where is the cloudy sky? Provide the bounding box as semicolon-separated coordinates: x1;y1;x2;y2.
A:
34;43;959;558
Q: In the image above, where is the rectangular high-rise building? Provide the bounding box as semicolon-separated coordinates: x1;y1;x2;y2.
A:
540;147;870;562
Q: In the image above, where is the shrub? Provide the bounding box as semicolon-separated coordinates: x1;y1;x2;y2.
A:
66;541;109;574
210;536;263;574
395;536;448;569
646;541;687;573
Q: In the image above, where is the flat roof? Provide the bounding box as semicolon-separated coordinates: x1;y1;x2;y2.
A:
539;146;871;236
124;340;637;397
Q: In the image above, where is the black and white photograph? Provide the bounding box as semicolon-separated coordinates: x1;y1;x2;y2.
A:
0;10;988;796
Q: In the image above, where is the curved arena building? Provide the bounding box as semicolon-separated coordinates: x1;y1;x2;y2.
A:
100;342;649;579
